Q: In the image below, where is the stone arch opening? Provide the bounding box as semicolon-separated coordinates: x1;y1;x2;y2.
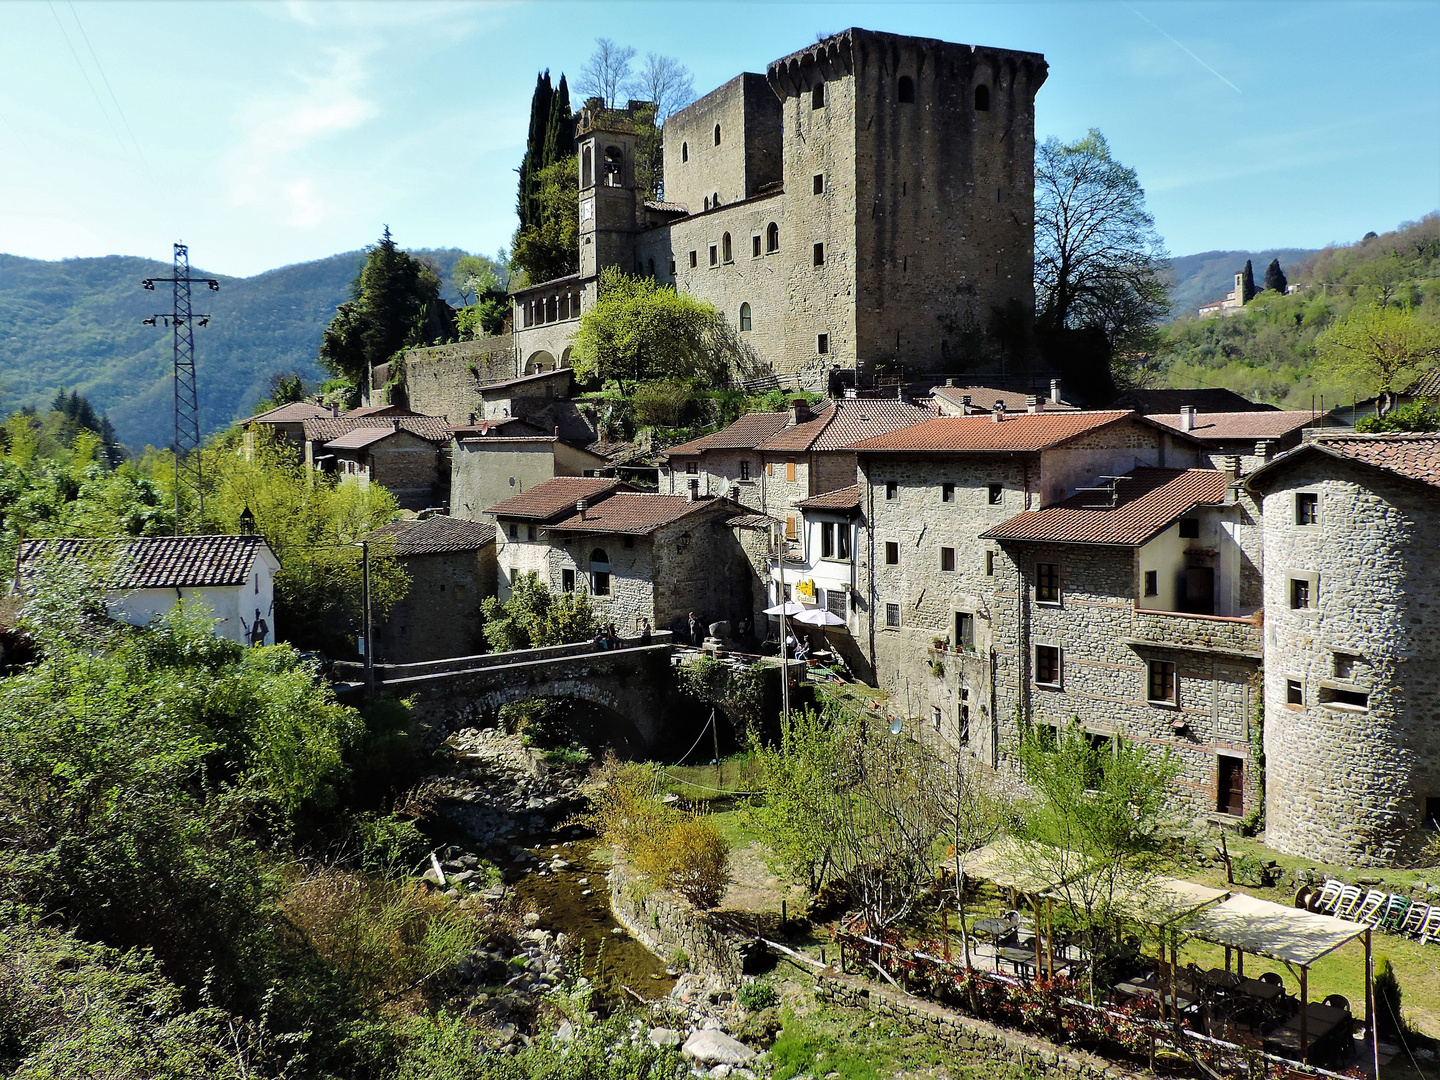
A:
766;221;779;253
681;140;688;162
713;123;721;145
722;233;732;262
560;346;573;368
525;350;557;375
604;145;623;186
581;144;593;187
974;84;990;111
898;75;915;103
500;694;650;760
739;302;752;331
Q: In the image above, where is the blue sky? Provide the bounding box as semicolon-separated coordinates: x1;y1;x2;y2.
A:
1;1;1436;277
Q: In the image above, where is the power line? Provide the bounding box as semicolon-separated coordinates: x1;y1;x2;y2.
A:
65;0;156;185
46;1;127;158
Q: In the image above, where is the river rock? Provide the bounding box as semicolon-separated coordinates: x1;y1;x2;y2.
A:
648;1027;681;1049
682;1031;756;1066
555;1020;574;1043
421;866;445;886
522;912;542;928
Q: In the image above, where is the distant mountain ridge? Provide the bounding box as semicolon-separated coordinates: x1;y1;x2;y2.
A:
1166;248;1318;319
0;248;475;449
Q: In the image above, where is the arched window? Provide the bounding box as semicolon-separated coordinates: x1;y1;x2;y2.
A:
898;76;915;103
739;302;752;332
712;191;719;208
581;145;593;187
765;221;779;253
722;233;732;262
603;145;623;187
681;140;688;162
590;548;611;596
974;84;990;111
703;196;710;211
647;257;655;277
713;123;721;145
812;83;825;109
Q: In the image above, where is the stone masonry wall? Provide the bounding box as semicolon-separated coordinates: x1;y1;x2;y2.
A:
1259;456;1440;865
815;973;1145;1080
609;858;742;983
400;338;519;422
374;547;496;664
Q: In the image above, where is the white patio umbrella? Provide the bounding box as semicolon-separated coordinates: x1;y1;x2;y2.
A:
793;606;846;658
763;600;807;615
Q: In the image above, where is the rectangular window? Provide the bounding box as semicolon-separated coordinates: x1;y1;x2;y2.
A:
955;612;974;649
932;706;942;732
813;242;825;266
1144;570;1158;596
1217;755;1245;816
527;524;537;541
885;602;901;628
1178;518;1200;539
786;460;796;482
813;173;824;195
689;250;697;268
689;478;700;498
709;245;718;267
669;259;676;275
826;588;847;617
988;483;1003;505
1148;660;1177;704
561;568;575;593
752;235;761;258
1286;678;1304;705
740;460;750;481
1289;577;1312;610
1296;492;1318;525
985;550;995;577
836;525;850;560
1320;686;1369;710
1035;645;1061;687
1035;563;1060;603
817;333;829;354
766;462;774;477
507;522;518;540
1333;652;1358;679
686;460;698;474
958;701;971;745
884;541;899;565
592;571;610;596
821;522;835;559
941;482;954;503
885;481;898;501
940;546;956;571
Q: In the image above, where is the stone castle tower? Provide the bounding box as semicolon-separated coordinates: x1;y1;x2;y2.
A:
519;28;1048;382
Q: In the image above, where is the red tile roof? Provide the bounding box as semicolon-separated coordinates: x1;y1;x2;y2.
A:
17;535;275;589
849;411;1137;452
544;492;727;535
1247;433;1440;492
931;386;1077;414
245;401;332;424
369;517;496;555
325;427;412;450
757;400;933;452
797;484;862;511
1406;367;1440;397
1146;411;1322;441
662;412;793;457
485;476;628;519
303;415;451;443
980;469;1230;546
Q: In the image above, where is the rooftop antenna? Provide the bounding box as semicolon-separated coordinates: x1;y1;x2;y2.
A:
142;243;218;534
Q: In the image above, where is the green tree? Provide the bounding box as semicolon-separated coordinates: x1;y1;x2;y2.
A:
451;255;509;340
1034;129;1170;392
1264;258;1288;294
256;370;309;411
509;156;580;287
318;227;457;389
751;706;851;894
517;72;575;234
1355;399;1440;432
572;267;752;393
479;571;598;652
1318;303;1440;413
1240;258;1257;304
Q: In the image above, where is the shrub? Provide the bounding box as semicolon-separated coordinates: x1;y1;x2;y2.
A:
633;379;702;428
738;978;777;1011
1374;955;1405;1040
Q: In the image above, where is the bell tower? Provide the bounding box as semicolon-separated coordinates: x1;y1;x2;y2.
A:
576;100;647;299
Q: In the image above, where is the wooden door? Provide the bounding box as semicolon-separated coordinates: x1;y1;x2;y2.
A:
1217;755;1244;816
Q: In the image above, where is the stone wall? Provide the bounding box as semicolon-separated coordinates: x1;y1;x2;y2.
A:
1257;455;1440;865
400;338;519;422
372;547;497;664
815;973;1146;1080
608;858;742;983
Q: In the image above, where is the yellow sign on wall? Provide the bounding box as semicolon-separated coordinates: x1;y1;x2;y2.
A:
795;579;816;599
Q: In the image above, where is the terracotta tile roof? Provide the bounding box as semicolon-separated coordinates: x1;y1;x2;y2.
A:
1108;388;1277;414
245;401;332;424
797;484;862;511
726;513;780;529
325;427;405;450
757;400;933;452
451;417;551;438
662;412;793;457
849;411;1136;452
645;200;688;214
369;517;496;555
545;492;726;535
17;535;274;589
1406;367;1440;397
1248;433;1440;492
1146;411;1321;441
485;476;627;519
980;469;1230;546
302;415;450;443
931;386;1078;414
479;368;573;394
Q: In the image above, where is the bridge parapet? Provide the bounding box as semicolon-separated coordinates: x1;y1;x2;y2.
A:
334;630;675;683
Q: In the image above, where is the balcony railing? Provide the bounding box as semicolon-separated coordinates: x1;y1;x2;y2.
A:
1128;608;1262;658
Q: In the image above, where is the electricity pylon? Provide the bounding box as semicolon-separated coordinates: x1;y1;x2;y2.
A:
142;243;217;533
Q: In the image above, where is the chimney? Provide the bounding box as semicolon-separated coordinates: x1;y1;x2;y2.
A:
1180;406;1196;432
960;394;972;410
1027;395;1043;415
330;403;339;418
843;386;858;399
789;398;811;425
554;425;560;437
946;377;958;387
992;400;1006;423
1050;378;1062;404
576;499;587;520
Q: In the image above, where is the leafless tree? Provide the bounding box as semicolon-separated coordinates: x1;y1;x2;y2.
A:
578;38;636;109
635;52;695;122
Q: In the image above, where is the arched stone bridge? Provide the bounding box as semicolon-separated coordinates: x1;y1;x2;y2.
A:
343;633;683;754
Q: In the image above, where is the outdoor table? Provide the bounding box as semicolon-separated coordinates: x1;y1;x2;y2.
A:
973;916;1015;942
996;945;1037;978
1264;1002;1349;1061
1205;968;1284;1002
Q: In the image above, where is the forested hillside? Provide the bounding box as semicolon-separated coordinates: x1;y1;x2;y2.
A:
1158;215;1440;408
1166;247;1317;318
0;247;476;450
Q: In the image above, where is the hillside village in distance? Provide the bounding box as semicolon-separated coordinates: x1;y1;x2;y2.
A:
7;21;1440;1080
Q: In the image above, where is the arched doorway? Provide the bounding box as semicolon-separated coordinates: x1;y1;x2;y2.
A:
525;350;557;375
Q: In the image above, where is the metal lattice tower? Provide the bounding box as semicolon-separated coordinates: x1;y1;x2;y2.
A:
142;243;218;533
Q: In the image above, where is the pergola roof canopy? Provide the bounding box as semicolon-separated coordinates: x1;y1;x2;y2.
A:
1178;892;1367;968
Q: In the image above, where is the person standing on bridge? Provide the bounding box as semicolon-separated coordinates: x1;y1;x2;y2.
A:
687;611;703;647
639;619;652;646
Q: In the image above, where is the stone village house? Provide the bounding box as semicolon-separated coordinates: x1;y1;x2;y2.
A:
302;413;451;512
16;534;280;647
486;477;762;637
449;429;608;524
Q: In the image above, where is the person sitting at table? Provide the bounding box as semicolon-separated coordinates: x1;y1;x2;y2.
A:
794;635;812;661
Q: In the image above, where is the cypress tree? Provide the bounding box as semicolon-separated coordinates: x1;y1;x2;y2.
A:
1240;259;1256;304
1264;258;1288;294
517;71;555;230
547;73;575;163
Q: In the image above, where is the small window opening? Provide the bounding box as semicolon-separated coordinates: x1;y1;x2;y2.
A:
988;483;1003;505
885;541;899;566
974;84;990;111
898;76;915;103
1035;563;1060;603
1035;645;1060;686
812;83;825;109
940;547;956;572
821;521;835;559
1286;679;1304;705
817;333;829;354
740;459;751;481
739;302;752;331
1178;518;1200;539
722;232;732;262
813;242;825;266
1334;652;1359;679
955;612;974;649
713;123;721;145
941;482;954;503
985;550;995;577
932;707;942;731
813;173;824;194
647;257;655;277
752;234;761;258
766;222;779;252
562;568;575;593
885;602;901;628
603;145;623;186
681;141;688;162
1289;577;1312;610
689;250;697;268
1148;660;1177;704
709;245;718;267
1144;569;1158;596
1320;686;1369;710
1296;492;1318;525
885;481;898;501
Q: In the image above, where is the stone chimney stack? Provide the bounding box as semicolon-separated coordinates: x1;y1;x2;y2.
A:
789;398;811;426
1050;379;1062;404
1180;406;1196;432
576;499;587;520
992;400;1006;422
960;395;972;411
330;403;339;418
1027;395;1043;415
843;386;858;399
